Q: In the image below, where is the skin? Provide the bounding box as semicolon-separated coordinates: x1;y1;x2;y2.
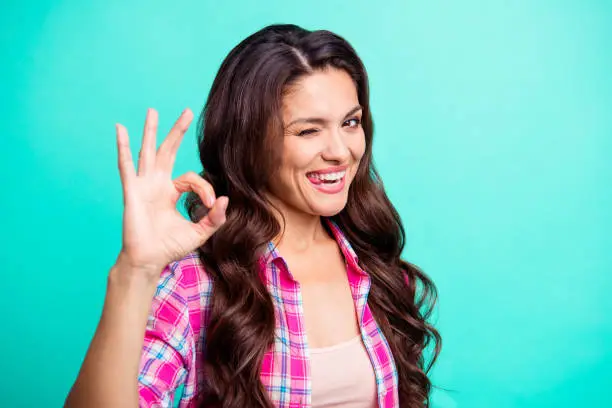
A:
269;67;365;220
65;109;227;408
65;67;365;407
268;67;366;347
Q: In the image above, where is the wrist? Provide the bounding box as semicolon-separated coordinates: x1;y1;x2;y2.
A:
110;253;163;289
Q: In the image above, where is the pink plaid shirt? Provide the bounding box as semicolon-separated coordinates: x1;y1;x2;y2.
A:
138;219;400;407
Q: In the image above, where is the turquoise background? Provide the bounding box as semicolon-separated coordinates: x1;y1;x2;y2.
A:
2;0;610;407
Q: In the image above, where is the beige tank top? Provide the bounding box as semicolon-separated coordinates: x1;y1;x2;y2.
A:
310;335;378;407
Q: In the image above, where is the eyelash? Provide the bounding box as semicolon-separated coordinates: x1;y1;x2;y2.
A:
346;117;361;128
297;117;362;137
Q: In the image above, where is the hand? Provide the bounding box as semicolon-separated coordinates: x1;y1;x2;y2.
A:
114;108;227;275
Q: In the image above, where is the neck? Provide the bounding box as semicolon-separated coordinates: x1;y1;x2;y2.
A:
268;197;329;253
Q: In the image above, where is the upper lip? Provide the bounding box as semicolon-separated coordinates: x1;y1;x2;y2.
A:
307;165;348;175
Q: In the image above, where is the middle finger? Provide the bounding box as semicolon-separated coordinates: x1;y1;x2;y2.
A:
138;108;158;176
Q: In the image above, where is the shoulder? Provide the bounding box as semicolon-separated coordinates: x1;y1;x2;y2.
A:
161;251;212;293
152;251;213;335
139;253;211;406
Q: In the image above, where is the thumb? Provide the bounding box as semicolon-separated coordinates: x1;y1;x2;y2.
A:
195;196;228;238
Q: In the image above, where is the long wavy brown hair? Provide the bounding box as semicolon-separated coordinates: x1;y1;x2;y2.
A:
185;24;441;407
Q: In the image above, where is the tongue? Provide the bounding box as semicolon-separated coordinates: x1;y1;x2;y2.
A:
307;175;337;185
307;175;323;185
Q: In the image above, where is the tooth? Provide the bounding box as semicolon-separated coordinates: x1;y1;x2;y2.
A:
309;170;345;181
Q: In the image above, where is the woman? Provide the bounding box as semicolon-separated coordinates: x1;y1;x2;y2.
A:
66;24;440;408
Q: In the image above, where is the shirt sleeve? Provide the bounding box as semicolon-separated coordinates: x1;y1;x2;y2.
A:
138;262;194;408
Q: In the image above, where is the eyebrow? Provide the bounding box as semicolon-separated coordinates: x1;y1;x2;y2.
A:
285;105;363;128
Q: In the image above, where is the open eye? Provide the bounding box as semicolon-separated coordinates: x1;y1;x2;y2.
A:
344;117;361;128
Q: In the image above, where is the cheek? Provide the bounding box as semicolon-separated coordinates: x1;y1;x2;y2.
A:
280;139;319;174
350;132;367;161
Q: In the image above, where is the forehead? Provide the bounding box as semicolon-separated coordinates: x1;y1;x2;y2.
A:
282;68;359;122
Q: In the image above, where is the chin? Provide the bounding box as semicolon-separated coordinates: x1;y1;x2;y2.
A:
310;198;348;217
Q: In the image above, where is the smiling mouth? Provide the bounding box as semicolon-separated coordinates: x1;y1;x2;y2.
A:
306;170;346;185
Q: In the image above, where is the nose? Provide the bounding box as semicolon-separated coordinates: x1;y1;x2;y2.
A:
321;128;350;163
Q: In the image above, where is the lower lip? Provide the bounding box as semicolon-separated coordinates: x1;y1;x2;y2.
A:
307;175;346;194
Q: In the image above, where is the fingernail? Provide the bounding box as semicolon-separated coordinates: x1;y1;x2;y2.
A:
207;196;215;207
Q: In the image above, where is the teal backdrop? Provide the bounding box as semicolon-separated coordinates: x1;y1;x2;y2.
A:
1;0;611;407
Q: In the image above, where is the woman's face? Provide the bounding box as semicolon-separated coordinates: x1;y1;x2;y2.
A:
268;67;366;217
